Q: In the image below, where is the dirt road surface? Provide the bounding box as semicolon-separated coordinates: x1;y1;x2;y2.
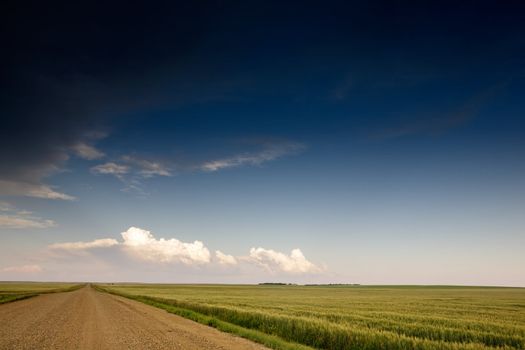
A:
0;285;268;350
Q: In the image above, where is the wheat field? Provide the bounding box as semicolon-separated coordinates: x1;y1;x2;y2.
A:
0;282;84;304
97;284;525;350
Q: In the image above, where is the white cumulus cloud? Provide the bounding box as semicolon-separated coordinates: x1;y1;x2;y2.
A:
44;226;328;276
121;227;210;265
249;247;321;274
215;250;237;265
49;238;119;250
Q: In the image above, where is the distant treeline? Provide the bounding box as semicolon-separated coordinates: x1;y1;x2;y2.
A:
258;283;361;286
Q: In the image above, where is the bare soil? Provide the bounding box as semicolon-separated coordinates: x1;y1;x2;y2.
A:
0;285;268;350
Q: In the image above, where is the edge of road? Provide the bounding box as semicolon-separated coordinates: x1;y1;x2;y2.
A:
93;284;314;350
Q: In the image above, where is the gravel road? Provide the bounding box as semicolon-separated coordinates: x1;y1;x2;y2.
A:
0;285;268;350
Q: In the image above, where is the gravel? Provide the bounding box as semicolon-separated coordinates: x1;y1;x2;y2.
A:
0;285;269;350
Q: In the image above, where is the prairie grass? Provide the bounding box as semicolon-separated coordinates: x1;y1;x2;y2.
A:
97;284;525;350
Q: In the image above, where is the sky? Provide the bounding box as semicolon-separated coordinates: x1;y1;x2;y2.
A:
1;1;524;286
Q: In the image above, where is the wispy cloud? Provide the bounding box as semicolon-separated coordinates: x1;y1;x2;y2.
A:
372;84;506;140
91;156;171;195
88;140;302;196
0;201;56;229
91;162;130;179
0;215;55;229
0;180;75;200
372;114;474;140
0;201;13;212
1;264;43;273
26;184;75;200
0;130;106;201
72;142;105;160
200;141;306;172
122;155;172;177
330;75;353;101
49;238;119;250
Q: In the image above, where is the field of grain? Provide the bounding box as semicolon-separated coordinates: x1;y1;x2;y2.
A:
98;284;525;350
0;282;84;304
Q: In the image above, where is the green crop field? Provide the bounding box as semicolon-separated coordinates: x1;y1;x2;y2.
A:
97;284;525;350
0;282;84;304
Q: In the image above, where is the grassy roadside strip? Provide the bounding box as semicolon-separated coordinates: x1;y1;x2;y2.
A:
0;283;86;305
0;293;38;304
93;285;314;350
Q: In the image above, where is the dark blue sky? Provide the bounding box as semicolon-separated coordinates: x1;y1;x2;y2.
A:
1;1;524;284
